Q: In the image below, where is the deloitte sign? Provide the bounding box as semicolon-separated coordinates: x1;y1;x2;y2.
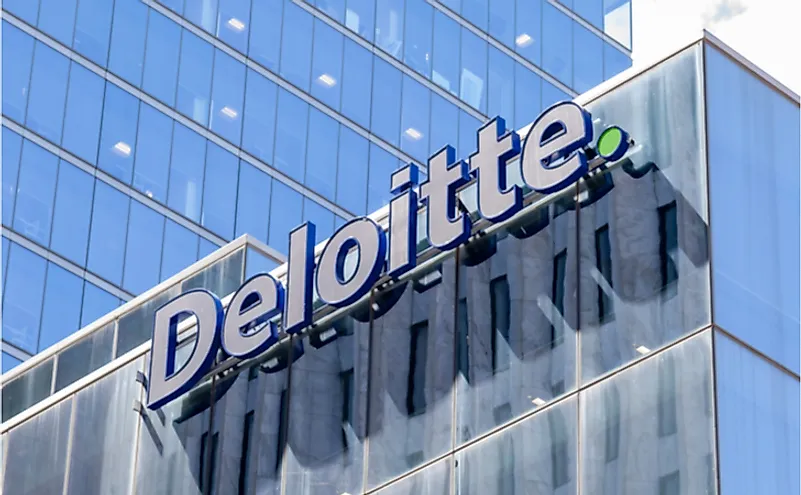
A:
147;102;630;410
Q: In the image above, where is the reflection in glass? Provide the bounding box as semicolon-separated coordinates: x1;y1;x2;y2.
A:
432;12;460;96
39;263;83;351
143;11;181;106
108;0;148;86
375;456;450;494
177;30;214;126
2;243;47;353
87;182;130;286
62;63;105;164
73;0;113;66
210;49;246;144
98;84;139;184
2;128;22;227
2;23;34;124
14;140;58;246
25;42;69;143
123;201;165;294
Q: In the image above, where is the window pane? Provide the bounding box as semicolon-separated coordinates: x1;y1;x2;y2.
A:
38;264;83;351
514;64;541;130
274;90;309;182
3;0;39;24
235;162;271;242
159;0;184;14
133;104;173;202
604;42;630;80
404;0;433;77
268;181;303;255
316;0;344;21
542;80;570;109
14;141;58;246
458;111;481;161
515;0;541;65
488;0;514;47
400;76;431;162
242;70;277;162
87;182;130;285
51;163;94;266
487;47;514;125
341;39;373;128
367;144;398;213
249;0;283;71
2;352;22;374
371;59;402;146
462;0;488;30
123;201;164;294
73;0;114;65
460;28;487;112
573;24;603;94
575;0;603;29
302;198;335;243
177;31;214;125
161;219;199;281
81;282;119;327
26;42;69;143
98;84;139;184
2;128;23;227
2;237;9;286
305;108;339;201
375;0;404;58
603;0;631;48
336;127;369;215
210;49;246;144
38;0;77;46
2;244;47;353
432;12;460;96
542;4;572;87
345;0;374;41
429;94;459;157
198;237;219;259
2;23;34;124
202;142;238;240
280;3;313;90
217;0;250;52
108;0;149;86
168;124;207;222
185;0;219;33
62;63;105;164
143;11;181;106
311;20;344;110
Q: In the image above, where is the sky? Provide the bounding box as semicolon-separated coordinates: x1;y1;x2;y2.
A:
631;0;801;94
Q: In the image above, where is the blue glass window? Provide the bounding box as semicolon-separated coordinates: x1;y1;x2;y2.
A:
371;59;402;146
123;201;164;294
2;128;23;227
62;64;105;164
14;141;58;246
73;0;114;65
488;0;515;48
274;90;309;182
134;104;173;202
604;42;631;79
432;12;460;95
210;50;246;144
488;47;515;126
400;76;431;162
1;237;7;291
2;244;47;353
268;182;303;255
38;264;83;351
317;0;345;22
38;0;77;46
542;4;573;86
159;0;184;14
375;0;404;59
198;238;219;259
514;0;541;65
242;70;278;162
345;0;374;41
311;20;344;110
3;0;39;25
235;162;272;243
108;0;148;86
458;111;481;161
177;31;214;125
249;0;283;71
2;23;34;124
280;3;313;90
573;24;604;94
336;127;369;215
161;220;199;281
575;0;603;29
429;94;459;157
98;84;139;184
26;42;69;143
303;199;335;243
51;163;94;266
341;40;373;128
186;0;219;33
367;144;398;213
143;11;181;106
81;282;119;327
462;0;488;31
245;247;278;278
404;0;433;77
305;109;339;201
87;182;130;285
603;0;631;49
202;143;238;240
542;80;571;109
2;353;21;374
217;0;251;52
460;29;487;113
168;124;207;222
515;64;541;128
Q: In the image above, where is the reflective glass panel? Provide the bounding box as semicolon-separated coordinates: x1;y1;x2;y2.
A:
375;0;404;58
235;162;272;243
305;108;339;201
489;0;515;47
487;47;515;126
336;127;369;215
73;0;114;65
51;163;94;266
2;23;34;124
14;140;58;246
268;181;303;255
3;0;39;24
26;42;69;143
242;69;278;163
311;20;344;110
98;84;139;184
38;263;83;351
168;124;207;222
202;142;239;240
1;358;54;422
460;28;487;113
54;322;114;392
462;0;488;30
249;0;283;71
404;0;433;77
123;201;165;294
2;244;47;353
161;219;200;281
429;94;459;158
134;104;173;202
62;64;105;164
514;64;542;129
87;182;130;286
38;0;76;48
302;199;335;243
186;0;219;33
432;11;460;96
81;282;120;327
575;0;603;29
108;0;148;86
573;24;604;94
542;4;572;87
143;11;181;106
280;2;314;90
400;76;431;162
371;59;402;146
515;0;541;65
2;352;22;374
177;30;214;125
603;42;630;80
210;49;246;144
2;128;22;227
366;143;399;213
603;0;631;49
341;39;373;128
345;0;374;40
274;90;309;182
217;0;250;52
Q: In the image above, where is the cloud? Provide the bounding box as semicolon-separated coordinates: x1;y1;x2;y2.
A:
702;0;748;25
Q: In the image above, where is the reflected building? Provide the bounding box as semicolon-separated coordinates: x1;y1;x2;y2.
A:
2;29;799;495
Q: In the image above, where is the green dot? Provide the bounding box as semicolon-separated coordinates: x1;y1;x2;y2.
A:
597;127;623;158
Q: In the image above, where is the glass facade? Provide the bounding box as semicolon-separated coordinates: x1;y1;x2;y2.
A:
2;0;631;367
